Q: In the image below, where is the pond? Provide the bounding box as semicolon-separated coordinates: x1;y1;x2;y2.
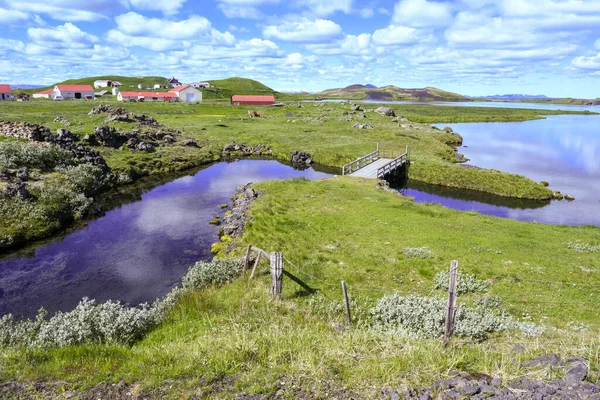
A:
0;160;332;319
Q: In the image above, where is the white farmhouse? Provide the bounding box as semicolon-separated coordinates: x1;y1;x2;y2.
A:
189;82;210;89
94;80;123;88
0;84;13;101
33;89;55;99
54;84;95;99
170;85;202;102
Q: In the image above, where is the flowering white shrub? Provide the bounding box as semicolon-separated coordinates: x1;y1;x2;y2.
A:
57;164;112;196
434;271;490;294
182;258;245;290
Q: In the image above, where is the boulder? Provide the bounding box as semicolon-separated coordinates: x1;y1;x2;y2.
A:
135;142;155;152
374;107;396;117
163;135;175;143
352;123;373;129
2;182;30;200
184;139;199;147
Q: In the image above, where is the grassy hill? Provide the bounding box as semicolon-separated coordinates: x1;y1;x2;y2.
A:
203;77;281;100
320;84;470;102
20;76;169;95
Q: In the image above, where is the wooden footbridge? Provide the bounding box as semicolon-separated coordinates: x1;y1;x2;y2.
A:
342;144;409;178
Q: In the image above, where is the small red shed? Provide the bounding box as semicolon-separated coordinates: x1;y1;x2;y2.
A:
231;95;275;105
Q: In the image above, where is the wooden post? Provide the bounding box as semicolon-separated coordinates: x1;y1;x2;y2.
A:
341;281;352;325
244;245;252;269
270;252;283;298
444;260;458;347
249;251;262;280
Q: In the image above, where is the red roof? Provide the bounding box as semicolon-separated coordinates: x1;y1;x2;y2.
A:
55;84;94;92
0;84;11;94
231;95;275;104
120;91;175;98
170;84;190;92
35;89;54;95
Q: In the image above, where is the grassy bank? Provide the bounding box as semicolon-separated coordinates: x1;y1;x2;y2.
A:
1;177;599;398
1;99;594;248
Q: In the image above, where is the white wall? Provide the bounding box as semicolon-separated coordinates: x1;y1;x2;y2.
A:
176;87;202;102
55;89;95;99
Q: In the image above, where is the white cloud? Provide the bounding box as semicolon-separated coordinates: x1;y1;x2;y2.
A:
595;39;600;50
392;0;452;28
0;7;29;23
263;19;342;43
8;2;110;22
571;52;600;71
215;0;280;19
0;38;26;53
106;30;190;51
129;0;187;15
114;12;211;39
187;38;284;60
28;23;99;48
372;25;431;46
359;8;374;18
295;0;353;16
307;33;372;56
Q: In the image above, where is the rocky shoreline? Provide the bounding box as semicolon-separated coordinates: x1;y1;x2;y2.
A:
221;183;261;239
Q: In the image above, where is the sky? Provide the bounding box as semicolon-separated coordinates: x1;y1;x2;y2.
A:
0;0;600;97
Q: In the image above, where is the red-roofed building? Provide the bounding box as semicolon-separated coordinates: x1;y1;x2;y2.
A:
0;84;13;101
231;95;275;105
117;85;202;103
33;88;55;99
118;91;175;102
169;85;202;102
54;84;95;99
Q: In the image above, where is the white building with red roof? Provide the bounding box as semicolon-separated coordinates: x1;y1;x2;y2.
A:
0;84;13;101
33;88;55;99
54;84;95;99
117;85;202;103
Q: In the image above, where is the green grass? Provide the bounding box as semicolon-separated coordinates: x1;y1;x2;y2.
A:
1;177;599;397
2;99;596;247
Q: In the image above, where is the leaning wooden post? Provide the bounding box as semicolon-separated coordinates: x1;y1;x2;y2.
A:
244;245;253;270
341;281;352;324
444;260;458;348
270;252;283;298
249;251;262;280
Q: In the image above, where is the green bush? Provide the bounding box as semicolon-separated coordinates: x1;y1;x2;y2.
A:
182;258;245;290
0;141;73;171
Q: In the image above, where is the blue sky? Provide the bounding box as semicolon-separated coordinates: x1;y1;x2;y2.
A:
1;0;599;97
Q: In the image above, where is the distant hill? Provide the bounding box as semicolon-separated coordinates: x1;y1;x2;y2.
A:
203;77;279;100
475;94;550;100
320;84;469;102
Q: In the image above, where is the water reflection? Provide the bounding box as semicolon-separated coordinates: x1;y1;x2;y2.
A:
0;160;331;319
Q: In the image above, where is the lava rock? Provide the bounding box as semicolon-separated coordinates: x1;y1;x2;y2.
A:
16;167;29;182
352;123;373;129
184;139;199;147
2;182;30;200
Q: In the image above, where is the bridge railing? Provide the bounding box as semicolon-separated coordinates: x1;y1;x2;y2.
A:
342;144;380;175
376;145;409;178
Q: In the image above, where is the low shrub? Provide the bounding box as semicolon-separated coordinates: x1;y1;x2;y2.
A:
182;258;245;290
434;271;490;294
0;141;73;171
568;242;599;253
402;246;435;259
58;164;112;196
370;294;539;340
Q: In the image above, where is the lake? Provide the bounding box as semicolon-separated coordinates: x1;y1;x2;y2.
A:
0;160;332;319
403;113;600;226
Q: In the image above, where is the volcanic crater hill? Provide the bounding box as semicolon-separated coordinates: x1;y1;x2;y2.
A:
320;84;470;102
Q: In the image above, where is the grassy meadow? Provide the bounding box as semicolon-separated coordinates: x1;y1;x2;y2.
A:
2;98;593;248
1;177;599;398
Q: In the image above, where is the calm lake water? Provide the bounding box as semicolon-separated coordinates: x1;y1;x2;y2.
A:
404;114;600;226
0;160;331;318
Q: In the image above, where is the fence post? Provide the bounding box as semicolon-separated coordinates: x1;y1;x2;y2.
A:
270;252;283;298
244;245;253;269
249;251;262;280
341;281;352;324
444;260;458;347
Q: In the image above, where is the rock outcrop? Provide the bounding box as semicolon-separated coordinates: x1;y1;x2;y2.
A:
290;151;314;170
222;142;272;157
221;184;260;238
374;107;396;117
